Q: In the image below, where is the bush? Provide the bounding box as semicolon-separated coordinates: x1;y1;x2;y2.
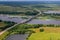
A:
40;28;44;32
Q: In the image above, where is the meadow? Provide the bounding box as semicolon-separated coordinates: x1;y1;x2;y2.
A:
28;27;60;40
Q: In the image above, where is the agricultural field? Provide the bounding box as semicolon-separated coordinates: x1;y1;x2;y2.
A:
0;1;60;40
28;27;60;40
32;4;60;10
0;5;32;12
1;4;60;16
28;32;60;40
36;16;60;20
0;24;60;40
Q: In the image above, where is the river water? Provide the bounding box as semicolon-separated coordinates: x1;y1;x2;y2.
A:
0;15;60;24
27;19;60;25
0;15;26;23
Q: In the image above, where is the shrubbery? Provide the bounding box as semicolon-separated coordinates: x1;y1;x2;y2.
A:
40;28;44;32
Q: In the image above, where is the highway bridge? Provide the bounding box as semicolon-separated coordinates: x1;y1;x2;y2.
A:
0;8;42;35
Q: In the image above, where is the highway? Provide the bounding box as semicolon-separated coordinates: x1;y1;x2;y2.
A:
0;8;42;35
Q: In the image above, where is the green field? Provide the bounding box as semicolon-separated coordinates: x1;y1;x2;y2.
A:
0;24;60;40
28;27;60;40
28;32;60;40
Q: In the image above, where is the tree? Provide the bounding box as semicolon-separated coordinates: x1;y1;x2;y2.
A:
40;28;44;32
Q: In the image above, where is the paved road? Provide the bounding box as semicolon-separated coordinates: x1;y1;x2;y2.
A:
6;34;29;40
0;8;41;36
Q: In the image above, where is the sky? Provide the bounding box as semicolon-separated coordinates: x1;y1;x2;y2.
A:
0;0;60;1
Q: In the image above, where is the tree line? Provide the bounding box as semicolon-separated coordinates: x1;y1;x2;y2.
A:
0;11;39;16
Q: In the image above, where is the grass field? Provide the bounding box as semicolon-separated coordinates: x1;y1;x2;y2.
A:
28;27;60;40
28;32;60;40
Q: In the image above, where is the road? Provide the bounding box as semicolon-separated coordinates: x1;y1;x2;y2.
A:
0;8;42;36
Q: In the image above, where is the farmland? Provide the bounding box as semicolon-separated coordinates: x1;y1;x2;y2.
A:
0;24;60;40
28;32;60;40
28;27;60;40
0;1;60;40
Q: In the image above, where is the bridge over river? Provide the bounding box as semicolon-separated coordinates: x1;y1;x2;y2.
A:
0;8;42;35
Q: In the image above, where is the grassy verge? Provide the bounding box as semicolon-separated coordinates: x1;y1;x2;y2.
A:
0;31;9;40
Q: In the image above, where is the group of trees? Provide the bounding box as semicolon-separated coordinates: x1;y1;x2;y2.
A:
0;11;39;16
0;11;24;15
43;13;60;16
8;24;60;34
25;11;39;16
